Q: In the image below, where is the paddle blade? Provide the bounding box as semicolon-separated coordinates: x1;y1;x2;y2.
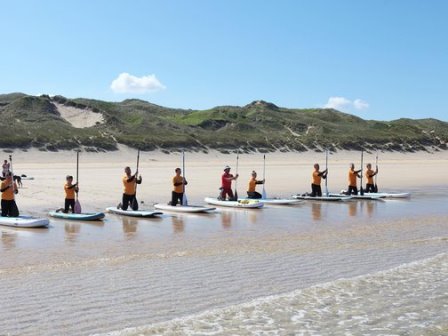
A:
262;187;267;199
74;200;82;214
182;193;188;206
374;184;378;193
234;190;238;201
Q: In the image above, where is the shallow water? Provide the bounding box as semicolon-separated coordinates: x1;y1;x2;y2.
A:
1;187;447;336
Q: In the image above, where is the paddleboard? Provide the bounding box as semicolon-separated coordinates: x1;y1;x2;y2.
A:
204;197;264;208
21;177;35;180
106;207;163;218
154;204;216;213
49;211;105;221
292;194;352;202
363;192;410;199
243;198;303;205
0;215;49;228
329;193;385;200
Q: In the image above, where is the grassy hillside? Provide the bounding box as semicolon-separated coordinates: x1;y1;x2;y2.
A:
0;93;446;153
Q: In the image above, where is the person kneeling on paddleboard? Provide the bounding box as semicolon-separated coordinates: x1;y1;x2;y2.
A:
347;163;361;195
247;170;264;199
119;166;142;210
63;175;79;213
311;164;327;197
171;167;187;206
1;172;19;217
219;166;238;201
365;163;378;193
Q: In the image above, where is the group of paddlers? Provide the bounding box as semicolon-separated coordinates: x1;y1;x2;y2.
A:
0;158;378;217
215;162;378;201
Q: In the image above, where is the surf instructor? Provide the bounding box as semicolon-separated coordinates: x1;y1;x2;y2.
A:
119;166;142;211
220;165;238;201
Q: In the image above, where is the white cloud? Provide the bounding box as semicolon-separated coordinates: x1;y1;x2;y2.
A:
324;96;352;110
323;96;369;111
353;99;369;110
110;73;166;94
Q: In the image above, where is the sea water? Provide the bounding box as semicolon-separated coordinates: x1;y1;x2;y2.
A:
0;188;447;336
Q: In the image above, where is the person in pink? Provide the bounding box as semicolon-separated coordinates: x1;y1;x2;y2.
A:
220;165;239;200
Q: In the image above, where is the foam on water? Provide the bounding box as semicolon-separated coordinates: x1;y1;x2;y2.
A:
1;190;447;336
95;253;448;336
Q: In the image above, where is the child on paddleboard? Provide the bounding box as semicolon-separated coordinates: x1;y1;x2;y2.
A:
171;167;187;206
247;170;264;199
64;175;79;213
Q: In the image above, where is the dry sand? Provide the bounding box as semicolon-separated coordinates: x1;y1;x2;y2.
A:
5;147;447;216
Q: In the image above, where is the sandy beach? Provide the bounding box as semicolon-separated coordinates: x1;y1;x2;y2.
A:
1;148;447;336
8;147;448;214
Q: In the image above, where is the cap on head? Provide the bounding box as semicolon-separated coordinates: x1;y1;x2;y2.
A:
224;165;231;171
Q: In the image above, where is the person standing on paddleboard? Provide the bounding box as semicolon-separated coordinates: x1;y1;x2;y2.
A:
347;163;361;195
63;175;79;213
365;163;378;193
171;167;188;206
119;166;142;210
311;163;327;197
219;165;238;200
247;170;264;199
2;159;10;178
0;172;19;217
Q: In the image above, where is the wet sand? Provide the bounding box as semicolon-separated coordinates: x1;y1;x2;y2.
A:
1;149;447;335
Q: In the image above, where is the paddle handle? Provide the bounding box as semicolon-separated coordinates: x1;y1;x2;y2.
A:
9;154;15;196
325;149;328;196
135;149;140;193
360;150;364;195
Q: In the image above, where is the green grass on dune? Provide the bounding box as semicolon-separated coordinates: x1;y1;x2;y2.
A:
0;94;446;153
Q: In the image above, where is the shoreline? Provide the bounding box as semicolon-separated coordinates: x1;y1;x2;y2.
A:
2;147;447;216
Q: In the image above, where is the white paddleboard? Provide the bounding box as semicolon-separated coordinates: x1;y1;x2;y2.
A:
330;193;384;200
0;215;49;228
106;207;163;218
49;211;105;221
292;194;352;202
154;204;216;213
364;192;410;199
204;197;264;208
243;198;303;205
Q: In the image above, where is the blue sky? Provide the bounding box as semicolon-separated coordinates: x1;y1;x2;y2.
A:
1;0;447;121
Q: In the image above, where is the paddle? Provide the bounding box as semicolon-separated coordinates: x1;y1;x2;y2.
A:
325;149;329;197
359;150;364;196
234;150;239;201
132;149;140;210
261;154;267;199
374;151;379;193
8;154;19;216
74;150;82;214
182;150;188;206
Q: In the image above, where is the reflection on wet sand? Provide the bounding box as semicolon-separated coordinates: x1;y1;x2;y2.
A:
122;217;138;238
64;223;81;243
248;211;260;224
365;201;376;217
1;231;17;250
172;216;185;233
311;203;322;221
348;202;358;217
221;212;232;229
